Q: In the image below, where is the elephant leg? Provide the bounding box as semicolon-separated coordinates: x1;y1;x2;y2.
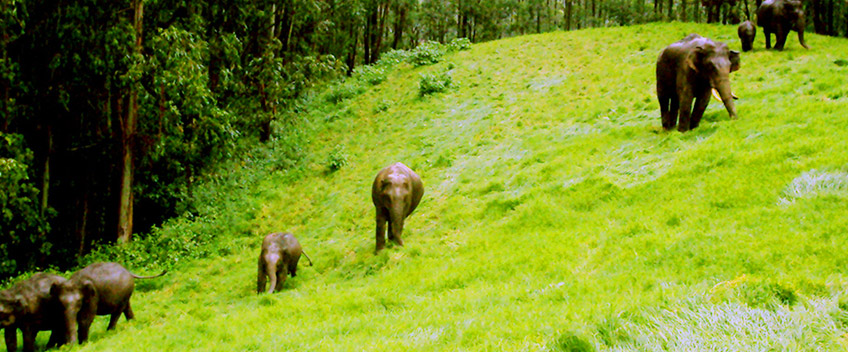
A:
775;29;788;50
78;314;94;343
764;31;772;49
257;261;268;293
659;96;675;129
375;210;388;252
107;311;121;330
46;328;62;348
21;325;35;352
690;91;711;129
273;268;286;292
288;256;300;278
668;97;679;129
677;94;694;132
5;327;17;352
124;302;135;321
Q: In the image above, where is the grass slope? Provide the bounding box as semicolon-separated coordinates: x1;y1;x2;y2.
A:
21;22;848;351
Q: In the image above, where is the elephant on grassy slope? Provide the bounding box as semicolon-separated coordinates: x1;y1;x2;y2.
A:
0;273;86;352
757;0;809;50
371;162;424;252
738;21;756;52
257;232;313;293
656;34;740;132
70;262;166;343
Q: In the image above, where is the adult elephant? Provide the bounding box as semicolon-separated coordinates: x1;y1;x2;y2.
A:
371;162;424;252
0;273;86;352
70;262;166;343
656;34;740;132
757;0;809;50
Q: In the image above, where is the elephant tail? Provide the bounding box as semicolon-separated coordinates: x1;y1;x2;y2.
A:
130;270;168;279
301;251;314;266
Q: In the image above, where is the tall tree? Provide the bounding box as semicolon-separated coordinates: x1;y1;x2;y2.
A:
117;0;144;244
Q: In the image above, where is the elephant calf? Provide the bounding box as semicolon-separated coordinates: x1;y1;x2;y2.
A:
0;273;85;352
738;21;756;52
258;232;313;293
656;34;740;132
70;262;166;343
371;162;424;252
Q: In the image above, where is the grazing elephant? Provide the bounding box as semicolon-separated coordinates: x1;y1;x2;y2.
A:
738;21;756;52
656;34;741;132
0;273;86;352
757;0;809;50
257;232;313;294
70;262;166;343
371;162;424;252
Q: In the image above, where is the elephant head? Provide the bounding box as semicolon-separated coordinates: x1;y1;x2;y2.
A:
49;279;93;346
688;41;740;119
0;292;24;327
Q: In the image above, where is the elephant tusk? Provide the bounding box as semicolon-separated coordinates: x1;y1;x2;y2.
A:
711;88;740;101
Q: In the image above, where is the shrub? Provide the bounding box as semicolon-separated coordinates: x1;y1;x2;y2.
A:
328;144;349;171
323;81;365;104
353;65;387;85
447;37;472;52
409;41;447;67
418;71;453;97
550;332;595;352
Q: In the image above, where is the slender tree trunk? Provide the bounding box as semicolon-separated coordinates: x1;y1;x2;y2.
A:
681;0;687;21
117;0;143;244
668;0;674;19
694;1;700;22
392;3;406;49
40;124;52;217
77;191;89;257
565;0;572;30
1;0;8;133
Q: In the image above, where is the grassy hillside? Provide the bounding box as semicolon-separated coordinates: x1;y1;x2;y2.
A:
15;21;848;351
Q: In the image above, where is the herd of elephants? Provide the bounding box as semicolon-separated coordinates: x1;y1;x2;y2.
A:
0;0;814;351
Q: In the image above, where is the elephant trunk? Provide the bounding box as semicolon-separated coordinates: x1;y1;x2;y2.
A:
265;260;277;294
713;79;738;119
797;27;809;49
389;201;406;244
64;310;79;345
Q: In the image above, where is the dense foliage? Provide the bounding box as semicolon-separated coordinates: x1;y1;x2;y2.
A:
1;0;847;280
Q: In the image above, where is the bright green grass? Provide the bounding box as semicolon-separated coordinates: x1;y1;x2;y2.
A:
15;22;848;351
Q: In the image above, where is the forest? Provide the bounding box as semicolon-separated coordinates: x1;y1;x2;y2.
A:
1;0;847;280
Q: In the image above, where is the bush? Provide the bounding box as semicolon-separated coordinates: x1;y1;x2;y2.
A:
0;133;49;279
550;332;595;352
353;65;387;85
448;37;472;52
328;144;349;171
418;71;453;97
323;81;365;104
409;41;447;67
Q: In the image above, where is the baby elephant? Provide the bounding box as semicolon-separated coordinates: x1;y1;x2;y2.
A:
738;21;756;52
257;232;313;294
1;273;85;352
371;162;424;252
70;262;166;343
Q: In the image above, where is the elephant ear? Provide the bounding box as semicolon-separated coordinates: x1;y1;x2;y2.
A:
687;45;707;73
729;50;741;72
81;281;96;298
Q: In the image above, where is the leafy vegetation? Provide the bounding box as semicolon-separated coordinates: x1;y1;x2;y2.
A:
5;21;848;351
